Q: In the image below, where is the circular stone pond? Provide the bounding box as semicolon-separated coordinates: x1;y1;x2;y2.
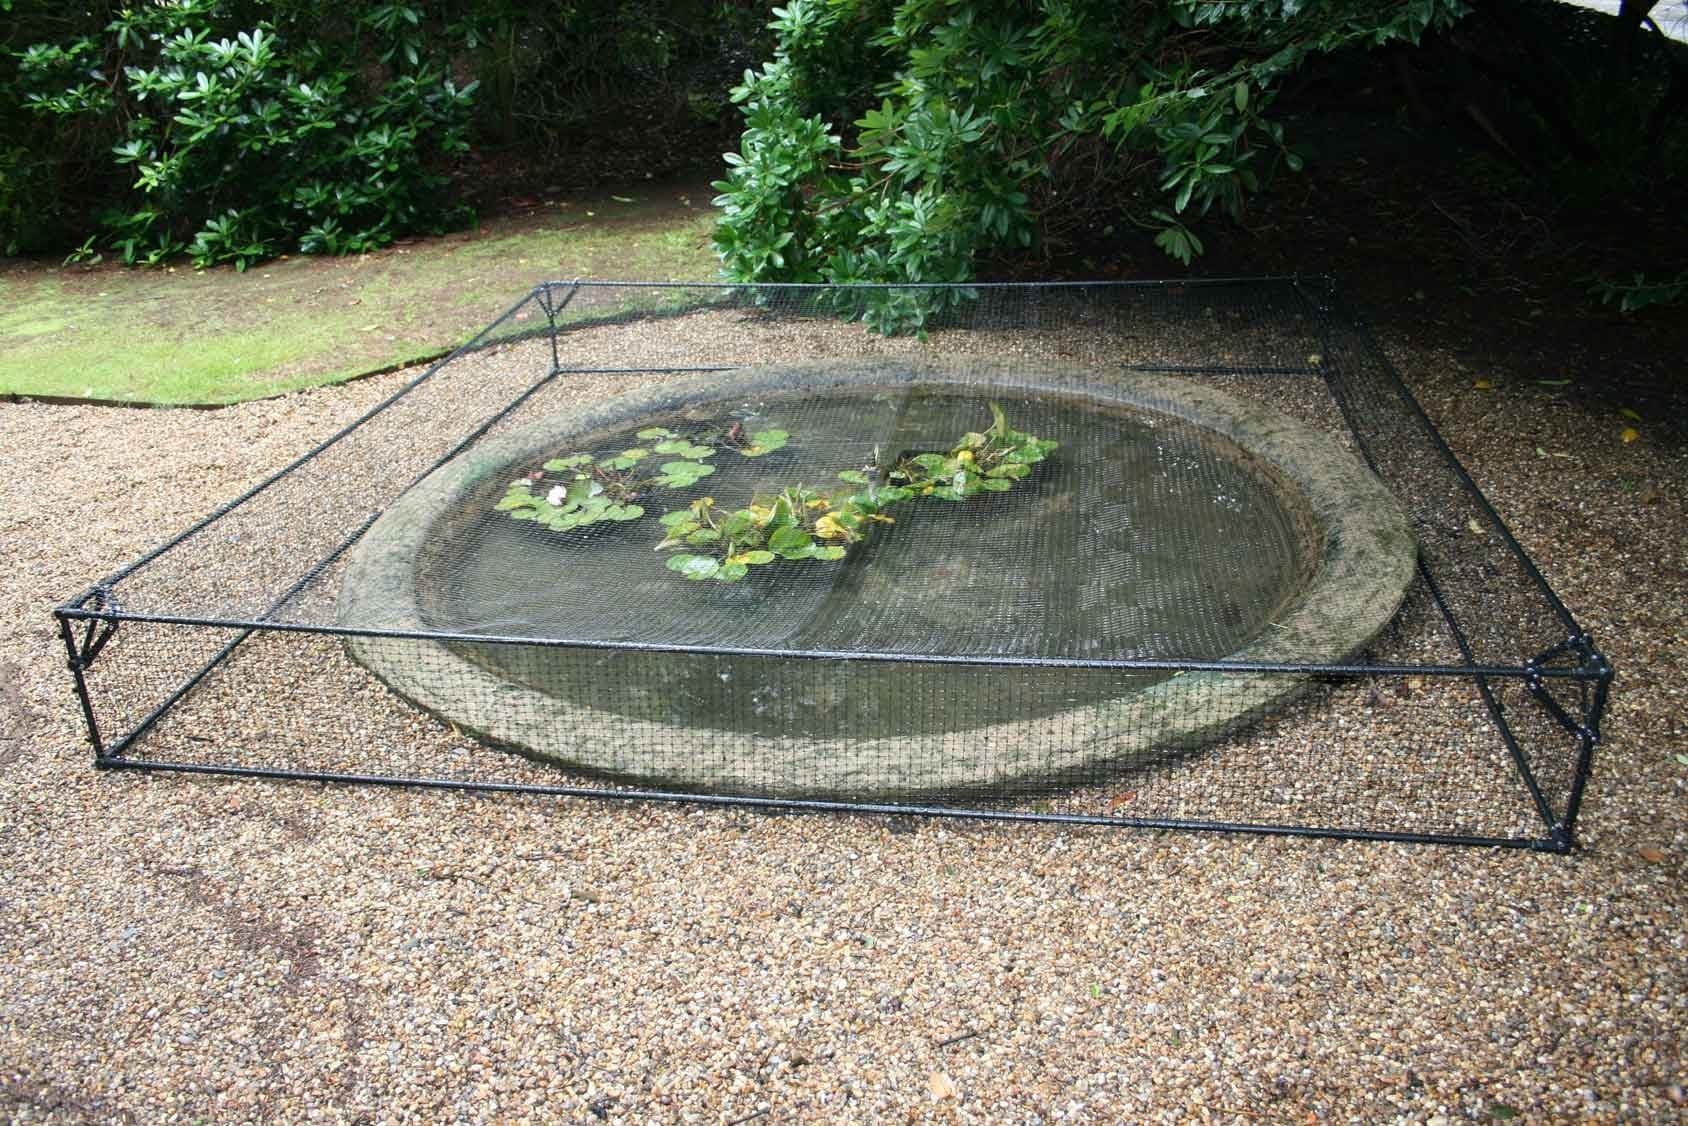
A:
338;360;1416;799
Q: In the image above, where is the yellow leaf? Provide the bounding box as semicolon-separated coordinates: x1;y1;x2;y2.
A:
1620;407;1643;422
1473;379;1494;390
815;514;851;540
928;1071;958;1100
1621;427;1640;444
806;498;828;509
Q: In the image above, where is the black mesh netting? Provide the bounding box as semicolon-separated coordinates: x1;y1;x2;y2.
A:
55;279;1612;848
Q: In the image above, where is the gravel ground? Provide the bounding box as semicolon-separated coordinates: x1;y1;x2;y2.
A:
1;309;1684;1122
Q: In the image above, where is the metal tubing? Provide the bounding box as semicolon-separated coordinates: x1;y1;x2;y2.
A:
56;289;544;612
55;611;106;759
1295;279;1583;637
48;607;1596;679
94;756;1549;850
1558;645;1614;842
1302;280;1561;836
540;276;1316;292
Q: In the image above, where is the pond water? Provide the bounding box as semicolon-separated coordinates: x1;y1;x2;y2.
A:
422;383;1312;739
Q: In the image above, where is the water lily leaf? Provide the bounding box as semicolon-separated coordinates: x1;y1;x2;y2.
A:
978;477;1013;491
813;514;848;539
606;504;644;521
659;510;695;528
718;562;750;581
543;454;593;471
837;469;870;484
956;431;988;449
812;545;847;560
636;427;675;440
602;455;640;470
740;429;790;457
686;529;721;545
653;439;714;459
496;493;535;511
989;400;1008;439
740;550;775;564
655;461;716;487
666;554;719;579
768;525;812;554
721;511;758;538
509;509;538;521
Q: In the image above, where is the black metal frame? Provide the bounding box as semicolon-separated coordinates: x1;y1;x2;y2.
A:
52;277;1614;850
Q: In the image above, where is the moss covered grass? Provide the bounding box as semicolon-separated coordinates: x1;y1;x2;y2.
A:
0;183;717;405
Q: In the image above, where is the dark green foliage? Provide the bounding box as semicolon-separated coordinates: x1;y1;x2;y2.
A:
711;0;1468;320
0;0;760;263
10;1;477;268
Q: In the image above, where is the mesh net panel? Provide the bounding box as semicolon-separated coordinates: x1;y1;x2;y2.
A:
58;280;1609;847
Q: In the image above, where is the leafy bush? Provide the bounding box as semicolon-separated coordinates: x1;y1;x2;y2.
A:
12;1;477;268
712;0;1468;325
1590;271;1688;314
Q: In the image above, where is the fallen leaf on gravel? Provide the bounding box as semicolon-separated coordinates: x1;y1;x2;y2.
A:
1639;483;1660;505
1637;846;1667;863
1473;379;1494;390
1620;427;1640;444
1108;791;1137;810
1466;517;1486;535
929;1071;958;1100
1621;407;1643;422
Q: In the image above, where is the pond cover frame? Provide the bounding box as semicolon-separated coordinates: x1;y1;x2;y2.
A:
52;278;1613;850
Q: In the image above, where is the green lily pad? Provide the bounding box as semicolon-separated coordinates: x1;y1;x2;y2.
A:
740;429;790;457
543;454;593;471
666;554;720;580
653;439;714;460
768;525;812;555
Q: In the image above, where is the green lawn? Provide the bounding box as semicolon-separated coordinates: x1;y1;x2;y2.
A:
0;182;718;406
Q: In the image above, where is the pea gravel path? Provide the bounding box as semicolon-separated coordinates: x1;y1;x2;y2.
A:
1;329;1684;1122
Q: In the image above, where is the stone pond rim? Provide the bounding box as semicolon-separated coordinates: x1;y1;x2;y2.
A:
337;359;1417;800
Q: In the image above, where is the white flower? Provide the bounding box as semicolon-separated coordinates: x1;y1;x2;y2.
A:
547;486;568;507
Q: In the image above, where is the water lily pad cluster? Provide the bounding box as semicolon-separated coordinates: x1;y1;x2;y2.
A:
655;403;1057;583
655;486;870;582
889;401;1059;500
494;425;732;531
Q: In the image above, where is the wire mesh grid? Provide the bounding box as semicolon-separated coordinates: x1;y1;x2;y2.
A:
53;278;1612;849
